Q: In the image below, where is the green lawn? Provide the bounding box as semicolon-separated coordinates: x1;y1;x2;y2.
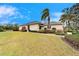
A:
0;32;79;56
67;33;79;42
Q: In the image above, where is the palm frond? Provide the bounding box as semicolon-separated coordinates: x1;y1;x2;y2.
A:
42;8;49;13
41;8;49;20
41;12;49;20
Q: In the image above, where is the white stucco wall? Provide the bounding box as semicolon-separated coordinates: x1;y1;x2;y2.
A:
29;24;39;31
41;25;63;31
51;25;64;31
41;26;47;30
19;24;64;32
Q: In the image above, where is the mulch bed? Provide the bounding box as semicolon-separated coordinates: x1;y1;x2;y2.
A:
62;36;79;51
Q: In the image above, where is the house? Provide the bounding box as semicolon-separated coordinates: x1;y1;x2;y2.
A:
19;21;43;31
41;22;64;31
19;21;64;32
26;21;43;32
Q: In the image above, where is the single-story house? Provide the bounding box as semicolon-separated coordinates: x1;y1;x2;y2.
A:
19;21;43;31
41;22;64;31
19;21;64;32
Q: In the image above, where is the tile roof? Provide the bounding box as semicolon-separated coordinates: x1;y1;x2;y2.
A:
20;21;63;26
26;21;43;25
44;22;63;25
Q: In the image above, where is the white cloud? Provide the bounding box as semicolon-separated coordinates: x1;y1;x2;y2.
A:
0;5;29;25
0;5;17;18
50;18;60;22
0;5;18;24
53;12;63;17
51;12;63;21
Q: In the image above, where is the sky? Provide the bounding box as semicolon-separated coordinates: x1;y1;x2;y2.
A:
0;3;74;25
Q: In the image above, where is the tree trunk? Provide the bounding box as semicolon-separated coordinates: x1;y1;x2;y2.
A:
47;16;51;29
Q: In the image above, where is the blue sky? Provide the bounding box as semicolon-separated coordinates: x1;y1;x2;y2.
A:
0;3;74;25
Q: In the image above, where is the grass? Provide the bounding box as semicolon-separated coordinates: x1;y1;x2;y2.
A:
0;31;79;56
66;33;79;42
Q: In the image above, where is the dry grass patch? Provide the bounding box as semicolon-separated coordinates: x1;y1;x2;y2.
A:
0;32;78;56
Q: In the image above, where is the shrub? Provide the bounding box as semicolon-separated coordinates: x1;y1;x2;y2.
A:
56;30;64;35
72;30;77;34
44;28;47;31
38;29;56;33
64;27;73;33
13;24;19;31
38;30;46;33
13;27;19;31
52;28;56;33
0;26;4;32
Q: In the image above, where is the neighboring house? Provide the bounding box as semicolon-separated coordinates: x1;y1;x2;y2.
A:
19;21;64;32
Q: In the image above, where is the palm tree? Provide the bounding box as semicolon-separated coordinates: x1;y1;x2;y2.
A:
41;8;51;29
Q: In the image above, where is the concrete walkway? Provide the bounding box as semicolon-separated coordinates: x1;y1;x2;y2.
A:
38;33;65;38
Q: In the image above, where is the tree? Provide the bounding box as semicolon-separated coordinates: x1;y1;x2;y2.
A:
13;24;19;31
59;3;79;33
41;8;51;29
60;14;75;28
59;5;78;32
71;3;79;30
0;25;4;32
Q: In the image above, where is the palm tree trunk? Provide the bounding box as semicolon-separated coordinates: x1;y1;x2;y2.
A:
48;16;51;29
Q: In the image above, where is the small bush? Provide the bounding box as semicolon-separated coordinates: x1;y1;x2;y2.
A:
38;29;56;33
44;28;47;31
64;27;73;33
71;30;79;34
38;30;46;33
56;30;64;35
0;27;4;32
13;26;19;31
52;28;56;33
